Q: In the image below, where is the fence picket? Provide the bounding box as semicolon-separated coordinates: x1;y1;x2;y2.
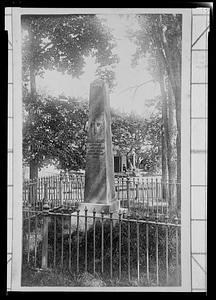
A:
84;207;88;272
165;215;169;285
22;206;181;286
101;210;104;274
22;174;181;286
34;214;38;268
54;216;56;268
76;209;80;273
156;214;159;285
61;212;64;269
128;214;131;282
119;211;122;281
146;214;149;284
41;203;50;269
69;213;72;271
23;174;179;219
93;208;96;275
137;215;140;283
110;211;113;279
175;216;180;285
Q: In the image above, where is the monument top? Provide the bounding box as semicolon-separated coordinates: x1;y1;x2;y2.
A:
91;79;105;86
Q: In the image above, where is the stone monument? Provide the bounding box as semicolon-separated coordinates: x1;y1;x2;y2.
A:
79;79;120;214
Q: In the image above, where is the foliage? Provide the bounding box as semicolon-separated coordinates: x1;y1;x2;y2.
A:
22;14;119;89
128;14;182;210
23;93;162;173
140;114;162;172
129;14;182;80
111;109;162;172
23;93;89;171
22;14;120;179
111;111;146;155
95;66;117;92
129;14;181;155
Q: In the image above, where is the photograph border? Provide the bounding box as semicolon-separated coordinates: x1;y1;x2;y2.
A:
10;7;192;292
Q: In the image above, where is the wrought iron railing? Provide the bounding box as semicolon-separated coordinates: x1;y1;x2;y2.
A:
23;174;179;217
22;205;181;286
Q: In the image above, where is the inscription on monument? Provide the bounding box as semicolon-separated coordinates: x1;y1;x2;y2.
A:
87;142;105;157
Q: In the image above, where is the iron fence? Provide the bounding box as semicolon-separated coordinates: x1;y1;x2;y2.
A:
23;174;179;217
22;205;181;286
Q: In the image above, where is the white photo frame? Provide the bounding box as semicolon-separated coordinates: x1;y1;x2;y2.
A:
8;7;195;292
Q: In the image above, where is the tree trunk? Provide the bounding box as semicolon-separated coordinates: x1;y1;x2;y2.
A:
159;66;177;214
30;159;39;180
167;84;177;213
30;62;36;94
159;68;169;205
165;51;181;214
154;20;181;214
162;23;181;213
176;132;181;212
162;127;168;201
173;56;181;213
29;51;38;180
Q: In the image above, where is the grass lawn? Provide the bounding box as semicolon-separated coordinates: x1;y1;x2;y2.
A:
22;264;178;287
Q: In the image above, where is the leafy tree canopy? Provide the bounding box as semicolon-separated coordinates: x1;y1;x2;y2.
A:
129;14;182;79
22;14;119;89
23;93;89;171
23;94;162;173
111;108;162;172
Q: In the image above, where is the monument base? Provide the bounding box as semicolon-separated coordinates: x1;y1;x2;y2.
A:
69;200;127;231
78;200;120;214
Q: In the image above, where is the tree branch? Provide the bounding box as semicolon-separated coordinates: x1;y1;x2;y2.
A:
118;79;155;95
37;41;54;55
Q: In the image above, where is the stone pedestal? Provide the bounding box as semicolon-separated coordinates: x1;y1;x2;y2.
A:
79;201;120;214
80;79;120;214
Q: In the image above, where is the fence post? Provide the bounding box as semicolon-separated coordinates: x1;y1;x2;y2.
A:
110;211;113;279
117;177;120;201
44;181;48;206
175;216;180;285
35;179;39;211
59;172;63;206
136;214;140;283
118;210;122;281
33;180;37;211
101;210;104;274
41;202;50;269
126;177;130;212
135;181;139;203
29;180;33;207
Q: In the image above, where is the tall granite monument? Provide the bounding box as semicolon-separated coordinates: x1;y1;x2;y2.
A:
79;79;120;214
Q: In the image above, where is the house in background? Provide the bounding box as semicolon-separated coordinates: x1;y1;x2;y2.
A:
113;145;136;173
